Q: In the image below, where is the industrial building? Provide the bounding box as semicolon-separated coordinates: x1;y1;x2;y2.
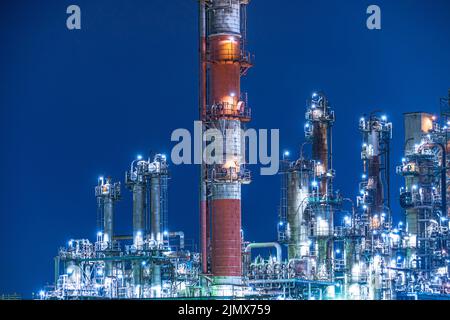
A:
38;1;450;300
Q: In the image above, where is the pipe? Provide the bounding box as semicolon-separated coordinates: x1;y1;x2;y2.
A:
199;0;208;275
245;242;282;263
112;235;133;241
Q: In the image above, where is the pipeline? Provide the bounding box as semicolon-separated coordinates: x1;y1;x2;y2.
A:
245;242;282;263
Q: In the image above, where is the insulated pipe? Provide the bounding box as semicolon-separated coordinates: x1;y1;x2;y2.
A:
199;0;208;275
245;242;282;263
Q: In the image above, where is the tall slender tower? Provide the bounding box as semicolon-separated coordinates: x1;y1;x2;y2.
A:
358;114;392;229
304;92;336;278
199;0;253;288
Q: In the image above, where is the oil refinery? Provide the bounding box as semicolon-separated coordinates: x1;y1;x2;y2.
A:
37;1;450;300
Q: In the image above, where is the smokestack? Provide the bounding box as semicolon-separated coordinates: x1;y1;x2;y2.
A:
201;0;253;287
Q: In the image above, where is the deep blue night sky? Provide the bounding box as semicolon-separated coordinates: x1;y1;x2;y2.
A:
0;0;449;298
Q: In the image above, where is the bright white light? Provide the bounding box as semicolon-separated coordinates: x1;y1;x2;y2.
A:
97;231;103;237
279;221;284;226
362;174;367;179
381;115;387;121
412;185;418;190
68;240;73;246
360;190;365;195
142;261;146;266
312;92;318;98
402;158;406;162
284;151;290;157
163;230;169;236
336;249;341;254
230;92;236;97
161;154;166;160
360;117;365;122
311;181;318;187
137;155;143;160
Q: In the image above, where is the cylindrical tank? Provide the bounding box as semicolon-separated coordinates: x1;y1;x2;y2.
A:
103;198;114;243
286;168;310;259
312;122;329;195
151;175;161;244
133;184;146;245
95;177;120;246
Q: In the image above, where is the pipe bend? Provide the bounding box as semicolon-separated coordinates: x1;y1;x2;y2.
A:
245;242;282;263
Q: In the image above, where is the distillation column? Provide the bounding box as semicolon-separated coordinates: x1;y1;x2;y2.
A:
201;0;253;289
151;175;161;242
358;114;392;300
359;115;392;225
286;161;312;260
399;113;434;249
304;92;336;279
95;177;121;277
126;159;149;296
398;113;442;272
126;160;148;246
95;177;121;244
149;154;169;297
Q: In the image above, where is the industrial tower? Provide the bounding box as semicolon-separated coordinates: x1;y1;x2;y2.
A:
199;0;253;292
